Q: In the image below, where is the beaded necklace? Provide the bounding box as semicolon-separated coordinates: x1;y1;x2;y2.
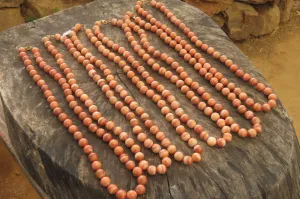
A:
18;1;277;198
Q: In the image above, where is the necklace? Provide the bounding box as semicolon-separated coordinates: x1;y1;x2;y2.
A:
103;0;276;140
60;23;203;165
107;17;261;142
18;47;145;199
87;19;229;148
18;0;279;198
138;0;277;111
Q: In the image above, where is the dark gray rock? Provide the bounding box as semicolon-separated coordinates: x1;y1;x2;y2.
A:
0;0;300;198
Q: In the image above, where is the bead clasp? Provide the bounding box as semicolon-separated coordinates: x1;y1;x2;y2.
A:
25;46;33;51
100;20;111;25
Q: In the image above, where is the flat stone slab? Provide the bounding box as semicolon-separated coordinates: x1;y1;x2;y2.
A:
1;0;300;198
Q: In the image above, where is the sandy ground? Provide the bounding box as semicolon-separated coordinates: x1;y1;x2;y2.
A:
0;2;300;198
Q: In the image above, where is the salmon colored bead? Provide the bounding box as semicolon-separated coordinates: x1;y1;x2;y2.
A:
100;177;111;187
207;137;216;147
223;133;232;142
192;153;201;162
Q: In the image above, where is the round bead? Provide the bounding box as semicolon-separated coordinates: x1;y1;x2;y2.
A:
147;165;157;175
207;137;216;147
135;184;146;195
100;176;111;187
157;164;167;174
116;190;127;199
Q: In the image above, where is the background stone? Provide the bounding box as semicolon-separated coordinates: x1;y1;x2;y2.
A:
0;0;23;8
236;0;273;4
224;1;258;40
279;0;294;22
22;0;92;18
185;0;233;16
211;13;225;27
0;7;24;32
224;1;280;40
252;4;280;36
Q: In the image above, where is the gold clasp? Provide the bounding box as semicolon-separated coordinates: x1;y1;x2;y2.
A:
100;20;111;25
45;35;54;39
141;0;150;4
25;46;33;51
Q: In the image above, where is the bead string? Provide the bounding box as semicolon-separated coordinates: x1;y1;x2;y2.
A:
113;17;239;145
84;23;206;160
17;0;279;198
42;36;168;177
90;24;213;150
108;17;260;143
60;23;203;165
141;0;277;111
108;0;273;139
18;47;145;199
50;35;172;173
122;17;241;142
89;20;230;147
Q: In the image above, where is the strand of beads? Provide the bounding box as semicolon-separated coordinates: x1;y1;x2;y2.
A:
116;16;238;144
44;34;172;176
95;19;229;148
63;24;203;165
41;36;153;194
92;19;212;149
86;21;205;162
142;0;277;112
131;3;263;137
18;47;143;199
120;15;261;138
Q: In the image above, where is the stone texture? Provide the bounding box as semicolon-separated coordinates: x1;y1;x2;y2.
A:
1;0;300;198
224;2;258;40
0;7;24;32
211;13;225;27
278;0;294;22
224;2;280;40
0;0;23;8
236;0;273;4
252;4;280;36
185;0;233;16
22;0;92;18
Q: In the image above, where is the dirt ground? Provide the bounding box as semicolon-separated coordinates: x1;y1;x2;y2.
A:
0;2;300;199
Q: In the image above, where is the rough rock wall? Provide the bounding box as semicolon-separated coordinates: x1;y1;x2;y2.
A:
0;0;92;32
184;0;294;40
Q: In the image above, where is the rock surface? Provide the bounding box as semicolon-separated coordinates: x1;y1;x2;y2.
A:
185;0;233;16
211;13;225;27
224;2;258;40
1;0;300;199
278;0;294;22
0;7;24;32
22;0;92;18
236;0;273;4
0;0;23;8
252;4;280;36
224;2;280;40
